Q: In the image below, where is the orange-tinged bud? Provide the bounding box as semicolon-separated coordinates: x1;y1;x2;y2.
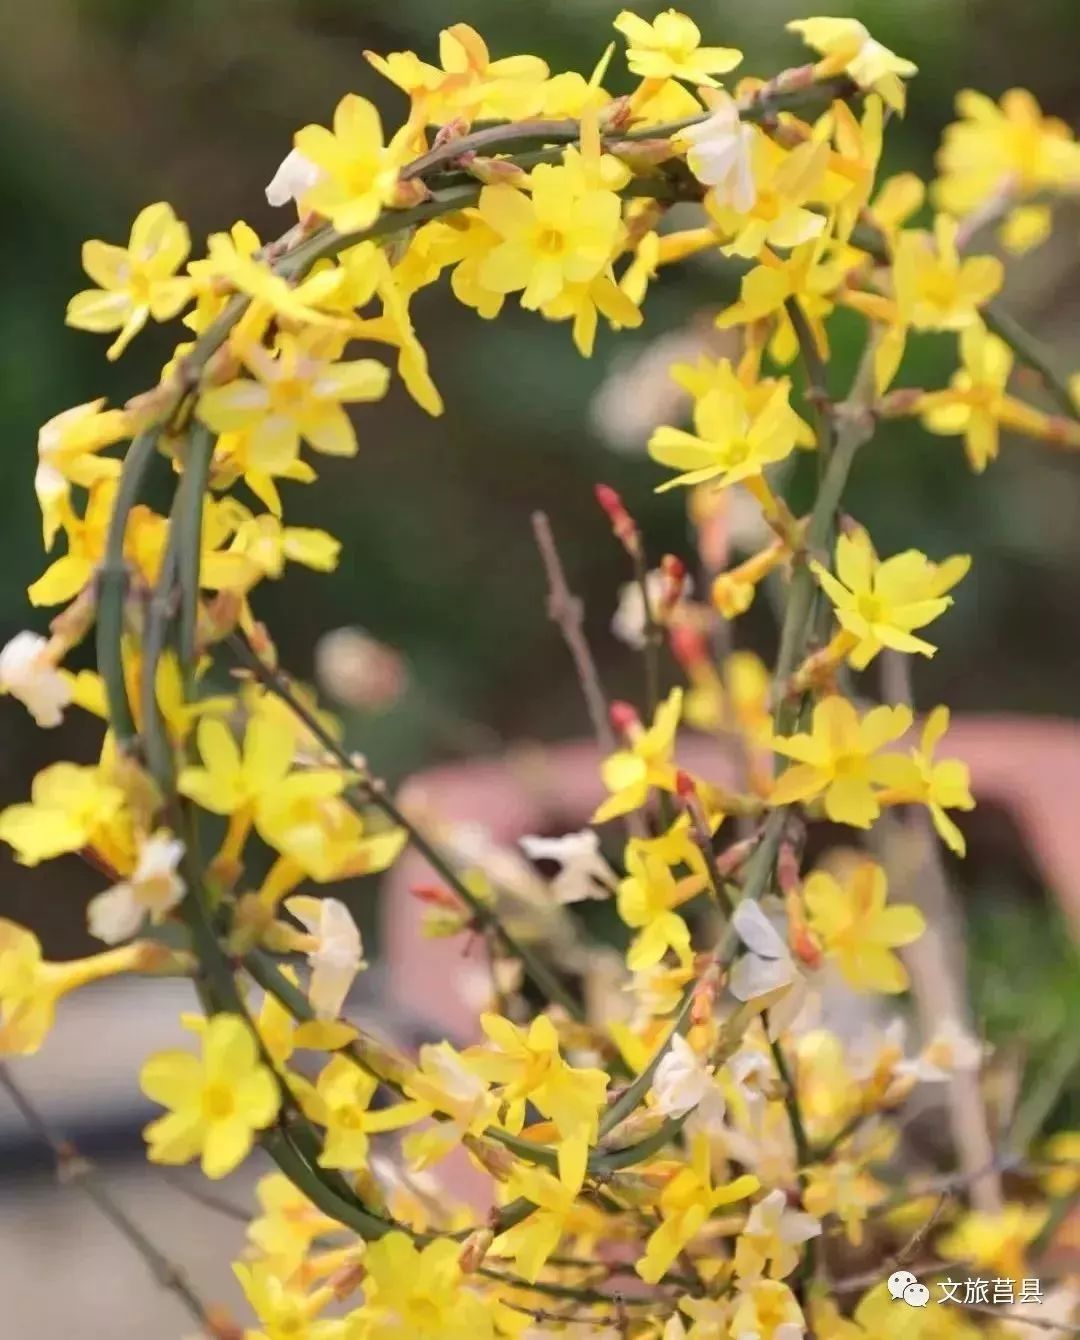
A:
410;883;463;912
675;769;697;801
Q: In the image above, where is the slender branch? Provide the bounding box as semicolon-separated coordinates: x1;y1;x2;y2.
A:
226;633;584;1020
632;545;662;723
0;1063;214;1328
766;1028;812;1167
531;511;616;755
982;303;1078;421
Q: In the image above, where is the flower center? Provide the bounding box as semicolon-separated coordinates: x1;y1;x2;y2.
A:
202;1083;235;1120
536;228;567;256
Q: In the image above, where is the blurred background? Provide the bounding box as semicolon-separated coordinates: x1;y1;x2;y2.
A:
1;1;1079;1335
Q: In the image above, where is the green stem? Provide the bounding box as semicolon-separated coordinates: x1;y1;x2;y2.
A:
175;425;215;685
982;303;1078;421
767;1028;812;1167
95;426;162;749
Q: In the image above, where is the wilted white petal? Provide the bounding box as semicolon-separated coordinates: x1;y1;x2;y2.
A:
266;148;323;208
683;96;758;211
729;952;796;1003
653;1033;725;1119
521;829;616;903
286;895;366;1018
88;883;143;945
733;900;788;960
0;631;72;728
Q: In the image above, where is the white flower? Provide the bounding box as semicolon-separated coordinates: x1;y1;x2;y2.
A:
284;895;366;1018
0;631;72;728
729;901;810;1037
265;147;323;208
728;1045;775;1117
88;831;186;944
519;829;617;903
653;1033;727;1121
682;95;757;212
611;570;664;650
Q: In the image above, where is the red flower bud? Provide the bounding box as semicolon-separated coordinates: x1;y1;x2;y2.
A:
595;483;640;555
675;769;697;801
609;700;640;736
669;622;709;669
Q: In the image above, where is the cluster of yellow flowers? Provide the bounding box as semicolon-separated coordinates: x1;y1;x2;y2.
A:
3;11;1080;1338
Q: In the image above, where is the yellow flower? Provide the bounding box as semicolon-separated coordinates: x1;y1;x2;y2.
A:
614;9;742;87
402;1040;500;1167
192;226;349;331
301;1054;383;1171
937;1204;1047;1281
935;88;1080;253
247;1173;339;1279
636;1135;759;1283
197;334;390;471
490;1164;583;1281
729;1279;806;1339
465;1012;608;1189
177;711;344;870
476;166;624;311
201;506;342;598
365;24;548;126
733;1188;821;1281
0;920;153;1055
893;214;1003;332
292;94;408;233
27;479;158;609
769;696;913;828
617;832;705;971
594;688;683;823
717;238;843;365
35;399;127;550
235;1261;345;1340
66;202;193;359
802;1158;884;1246
876;706;975;855
787;17;917;113
0;760;127;866
705;132;830;259
803;861;925;993
650;361;802;492
920;320;1067;472
810;526;970;668
355;1232;495;1340
140;1013;280;1178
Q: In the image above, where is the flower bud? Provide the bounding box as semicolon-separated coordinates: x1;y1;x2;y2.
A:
669;622;709;670
609;699;641;738
464;1134;516;1181
595;483;641;556
457;154;529;187
459;1228;494;1274
390;177;432;210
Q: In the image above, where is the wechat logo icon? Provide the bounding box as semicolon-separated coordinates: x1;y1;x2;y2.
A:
888;1270;930;1308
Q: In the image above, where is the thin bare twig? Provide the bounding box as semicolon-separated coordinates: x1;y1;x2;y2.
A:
0;1063;215;1329
877;648;1004;1214
531;510;616;755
